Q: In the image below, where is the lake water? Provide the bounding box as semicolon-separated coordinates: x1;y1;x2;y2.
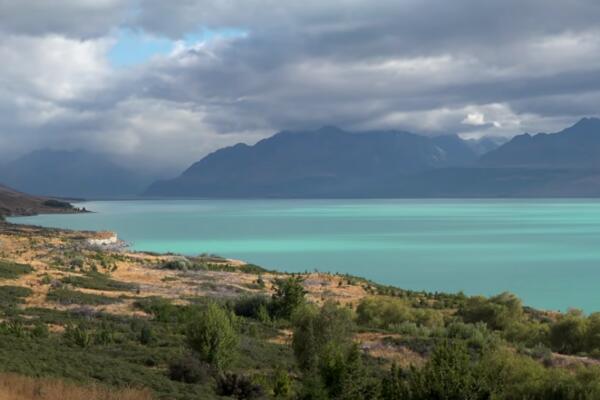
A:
10;199;600;312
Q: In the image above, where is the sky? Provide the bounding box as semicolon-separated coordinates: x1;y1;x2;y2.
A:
1;0;600;174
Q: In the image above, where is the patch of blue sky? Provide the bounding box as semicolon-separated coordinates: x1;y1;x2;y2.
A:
108;28;247;67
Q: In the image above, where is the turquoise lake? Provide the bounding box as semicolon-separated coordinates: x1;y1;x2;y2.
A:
10;199;600;312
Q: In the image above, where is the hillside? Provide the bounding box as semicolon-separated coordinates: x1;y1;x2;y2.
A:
0;149;150;199
145;126;479;197
1;223;600;399
0;184;78;217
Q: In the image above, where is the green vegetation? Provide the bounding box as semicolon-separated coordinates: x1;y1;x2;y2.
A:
4;230;600;399
186;302;239;371
42;199;73;209
62;272;137;292
271;277;307;319
160;257;269;275
0;260;33;279
0;285;32;308
47;288;121;306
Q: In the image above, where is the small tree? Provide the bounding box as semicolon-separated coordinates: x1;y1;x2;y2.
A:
187;302;239;370
292;301;373;398
293;302;355;371
400;340;489;400
271;276;307;320
549;310;588;354
273;369;292;398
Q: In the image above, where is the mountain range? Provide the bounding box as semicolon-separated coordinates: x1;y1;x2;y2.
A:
4;118;600;199
145;127;484;197
146;119;600;198
0;149;150;198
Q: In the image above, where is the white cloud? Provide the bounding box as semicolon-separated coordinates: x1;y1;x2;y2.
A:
462;112;486;126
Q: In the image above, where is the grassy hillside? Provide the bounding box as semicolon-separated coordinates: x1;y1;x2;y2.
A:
1;222;600;399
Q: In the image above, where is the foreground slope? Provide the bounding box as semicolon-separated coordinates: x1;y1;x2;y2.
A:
2;222;600;399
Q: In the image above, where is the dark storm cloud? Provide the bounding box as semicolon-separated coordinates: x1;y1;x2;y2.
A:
1;0;600;171
0;0;129;38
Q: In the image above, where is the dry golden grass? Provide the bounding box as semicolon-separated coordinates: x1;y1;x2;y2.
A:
0;373;153;400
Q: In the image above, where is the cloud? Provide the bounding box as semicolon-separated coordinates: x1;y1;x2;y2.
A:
463;113;486;126
2;0;600;173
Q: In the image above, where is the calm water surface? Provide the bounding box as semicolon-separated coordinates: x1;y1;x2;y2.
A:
10;199;600;312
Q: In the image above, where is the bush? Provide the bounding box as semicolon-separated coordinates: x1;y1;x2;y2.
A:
160;259;192;271
292;302;354;372
458;292;523;331
63;324;92;348
0;285;33;306
0;261;33;280
273;369;292;398
271;277;306;320
357;297;413;330
62;273;136;292
168;355;210;384
233;295;271;322
31;322;50;339
549;311;588;354
216;372;264;400
47;288;120;306
186;302;239;371
393;340;490;400
139;324;154;345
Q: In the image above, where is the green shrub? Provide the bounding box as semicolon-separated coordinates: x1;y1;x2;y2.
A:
62;272;136;292
271;277;306;320
161;259;192;271
31;322;50;338
0;285;33;306
0;261;33;279
168;355;210;384
273;369;292;398
139;324;154;345
64;324;92;347
233;295;271;321
216;372;264;400
392;340;489;400
0;319;26;337
187;302;239;371
47;288;120;306
293;302;353;372
458;292;523;331
549;311;588;354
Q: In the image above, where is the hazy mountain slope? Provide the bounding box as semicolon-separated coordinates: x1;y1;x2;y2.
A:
0;184;76;216
480;118;600;168
465;136;507;156
145;126;478;197
0;149;149;198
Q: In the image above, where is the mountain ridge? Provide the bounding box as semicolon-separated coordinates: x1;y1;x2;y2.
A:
145;126;481;197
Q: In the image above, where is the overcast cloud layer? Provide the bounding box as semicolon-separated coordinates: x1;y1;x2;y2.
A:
1;0;600;173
